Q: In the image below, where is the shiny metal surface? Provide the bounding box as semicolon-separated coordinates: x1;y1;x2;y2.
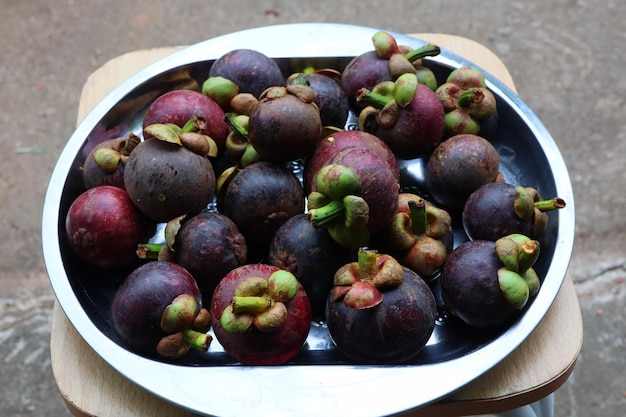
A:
42;23;575;417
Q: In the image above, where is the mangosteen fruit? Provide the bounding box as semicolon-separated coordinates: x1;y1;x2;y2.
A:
81;134;139;190
341;31;440;113
208;48;286;99
357;73;445;159
142;89;229;149
380;193;453;279
247;85;322;162
123;127;216;223
142;212;248;299
221;161;305;256
65;185;154;269
307;146;400;248
286;69;350;129
303;129;399;195
111;261;212;358
326;248;437;364
436;66;498;139
268;213;354;320
210;263;311;365
440;235;541;329
463;182;566;241
425;133;502;210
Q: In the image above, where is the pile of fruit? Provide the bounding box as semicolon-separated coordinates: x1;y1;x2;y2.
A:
64;31;565;366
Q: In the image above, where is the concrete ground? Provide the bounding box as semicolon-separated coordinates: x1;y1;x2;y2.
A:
1;0;624;416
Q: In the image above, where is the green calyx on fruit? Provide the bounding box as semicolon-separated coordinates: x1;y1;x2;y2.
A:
143;118;218;157
372;31;400;59
202;76;240;109
356;72;419;110
513;185;567;237
220;272;299;334
495;234;542;309
383;194;452;277
92;147;121;173
385;195;452;251
371;31;440;88
445;66;486;90
331;248;404;309
156;293;213;358
223;113;262;168
307;164;370;248
455;87;497;120
435;66;496;137
356;73;419;130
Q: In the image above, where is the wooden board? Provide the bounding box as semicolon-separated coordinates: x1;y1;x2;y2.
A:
50;33;583;417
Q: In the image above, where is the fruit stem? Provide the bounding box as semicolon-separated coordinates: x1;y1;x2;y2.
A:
291;72;310;86
308;200;346;228
456;88;484;109
404;43;441;63
224;113;250;141
534;197;566;212
408;200;428;236
136;243;163;260
181;328;212;351
181;116;201;134
357;248;378;280
355;88;392;109
231;296;273;314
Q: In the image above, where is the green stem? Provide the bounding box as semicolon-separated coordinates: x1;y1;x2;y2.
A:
404;43;441;63
291;72;310;86
223;113;249;141
356;88;392;109
181;116;199;134
358;248;378;280
534;198;566;211
456;88;483;109
181;328;212;351
231;296;272;314
408;200;428;236
136;243;163;260
308;200;346;228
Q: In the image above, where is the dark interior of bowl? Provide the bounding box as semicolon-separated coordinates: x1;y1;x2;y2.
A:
56;55;559;367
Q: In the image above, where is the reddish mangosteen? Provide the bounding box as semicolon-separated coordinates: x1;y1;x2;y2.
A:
326;249;437;364
142;89;229;149
111;261;212;358
303;129;399;195
440;235;542;328
210;263;311;365
357;73;445;159
463;182;566;241
307;146;400;249
65;185;154;269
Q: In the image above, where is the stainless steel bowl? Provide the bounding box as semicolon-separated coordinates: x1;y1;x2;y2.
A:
43;23;575;417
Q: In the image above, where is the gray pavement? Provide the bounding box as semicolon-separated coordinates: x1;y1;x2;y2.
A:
1;0;624;416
